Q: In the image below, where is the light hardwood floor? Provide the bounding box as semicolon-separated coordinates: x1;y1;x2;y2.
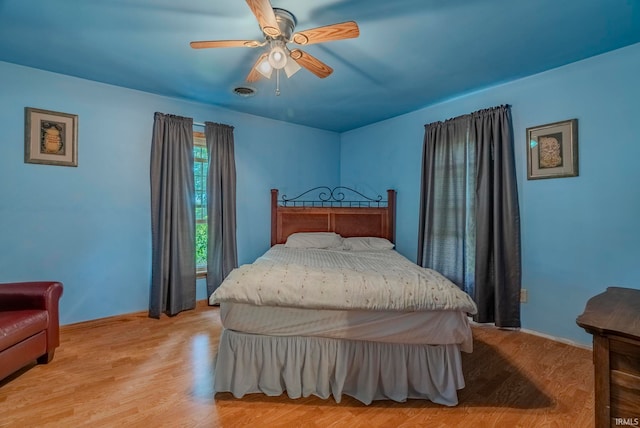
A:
0;302;594;427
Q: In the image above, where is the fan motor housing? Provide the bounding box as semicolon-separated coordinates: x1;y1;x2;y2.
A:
270;8;296;41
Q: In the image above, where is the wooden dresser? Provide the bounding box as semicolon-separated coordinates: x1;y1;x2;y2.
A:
576;287;640;428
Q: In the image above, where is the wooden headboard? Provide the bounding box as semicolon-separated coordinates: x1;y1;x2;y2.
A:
271;187;396;246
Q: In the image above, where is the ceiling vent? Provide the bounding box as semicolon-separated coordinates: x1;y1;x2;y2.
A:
233;86;256;97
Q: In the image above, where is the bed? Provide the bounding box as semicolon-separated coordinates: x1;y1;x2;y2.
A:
210;187;477;406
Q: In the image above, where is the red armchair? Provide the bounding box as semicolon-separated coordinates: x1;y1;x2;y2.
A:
0;281;63;381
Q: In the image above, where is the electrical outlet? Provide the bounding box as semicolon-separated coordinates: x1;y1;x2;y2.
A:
520;288;528;303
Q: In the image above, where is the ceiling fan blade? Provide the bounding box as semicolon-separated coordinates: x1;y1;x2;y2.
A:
246;52;269;82
290;49;333;79
245;0;281;37
190;40;262;49
292;21;359;46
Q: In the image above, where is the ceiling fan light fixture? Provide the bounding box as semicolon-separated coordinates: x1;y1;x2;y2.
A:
283;56;301;78
268;44;287;69
256;58;273;79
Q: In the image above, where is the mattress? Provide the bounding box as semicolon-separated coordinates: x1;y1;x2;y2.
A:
220;302;473;352
211;245;477;314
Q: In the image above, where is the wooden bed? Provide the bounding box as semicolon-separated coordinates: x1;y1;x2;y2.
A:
211;187;475;406
270;187;396;245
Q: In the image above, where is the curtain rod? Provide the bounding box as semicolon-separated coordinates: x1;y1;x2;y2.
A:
194;122;205;127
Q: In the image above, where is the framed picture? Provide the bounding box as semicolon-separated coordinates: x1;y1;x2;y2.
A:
24;107;78;167
526;119;578;180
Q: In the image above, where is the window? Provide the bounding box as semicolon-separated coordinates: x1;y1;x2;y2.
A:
420;122;476;294
194;131;208;270
431;129;476;291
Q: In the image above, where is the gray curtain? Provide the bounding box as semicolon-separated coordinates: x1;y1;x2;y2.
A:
472;106;521;327
418;105;521;327
205;122;238;297
149;112;196;318
417;116;476;293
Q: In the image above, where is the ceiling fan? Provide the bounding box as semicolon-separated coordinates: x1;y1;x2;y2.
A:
190;0;360;95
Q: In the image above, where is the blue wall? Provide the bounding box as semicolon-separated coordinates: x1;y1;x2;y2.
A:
341;42;640;345
0;62;340;325
2;42;639;345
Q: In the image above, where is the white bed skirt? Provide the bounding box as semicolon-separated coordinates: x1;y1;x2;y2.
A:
214;329;466;406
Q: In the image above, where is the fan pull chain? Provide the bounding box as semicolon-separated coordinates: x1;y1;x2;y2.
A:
275;69;281;96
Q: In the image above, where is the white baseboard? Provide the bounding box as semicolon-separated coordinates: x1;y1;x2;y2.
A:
470;320;592;350
518;327;592;350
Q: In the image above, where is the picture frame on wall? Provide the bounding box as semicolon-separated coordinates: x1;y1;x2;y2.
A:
24;107;78;167
526;119;578;180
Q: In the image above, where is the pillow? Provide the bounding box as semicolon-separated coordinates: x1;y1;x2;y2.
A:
284;232;343;249
342;237;395;251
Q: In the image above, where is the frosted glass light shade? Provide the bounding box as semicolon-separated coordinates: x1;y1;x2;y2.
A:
257;59;273;79
283;57;301;77
268;46;287;69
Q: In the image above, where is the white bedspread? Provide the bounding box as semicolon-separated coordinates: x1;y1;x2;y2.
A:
210;246;477;314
